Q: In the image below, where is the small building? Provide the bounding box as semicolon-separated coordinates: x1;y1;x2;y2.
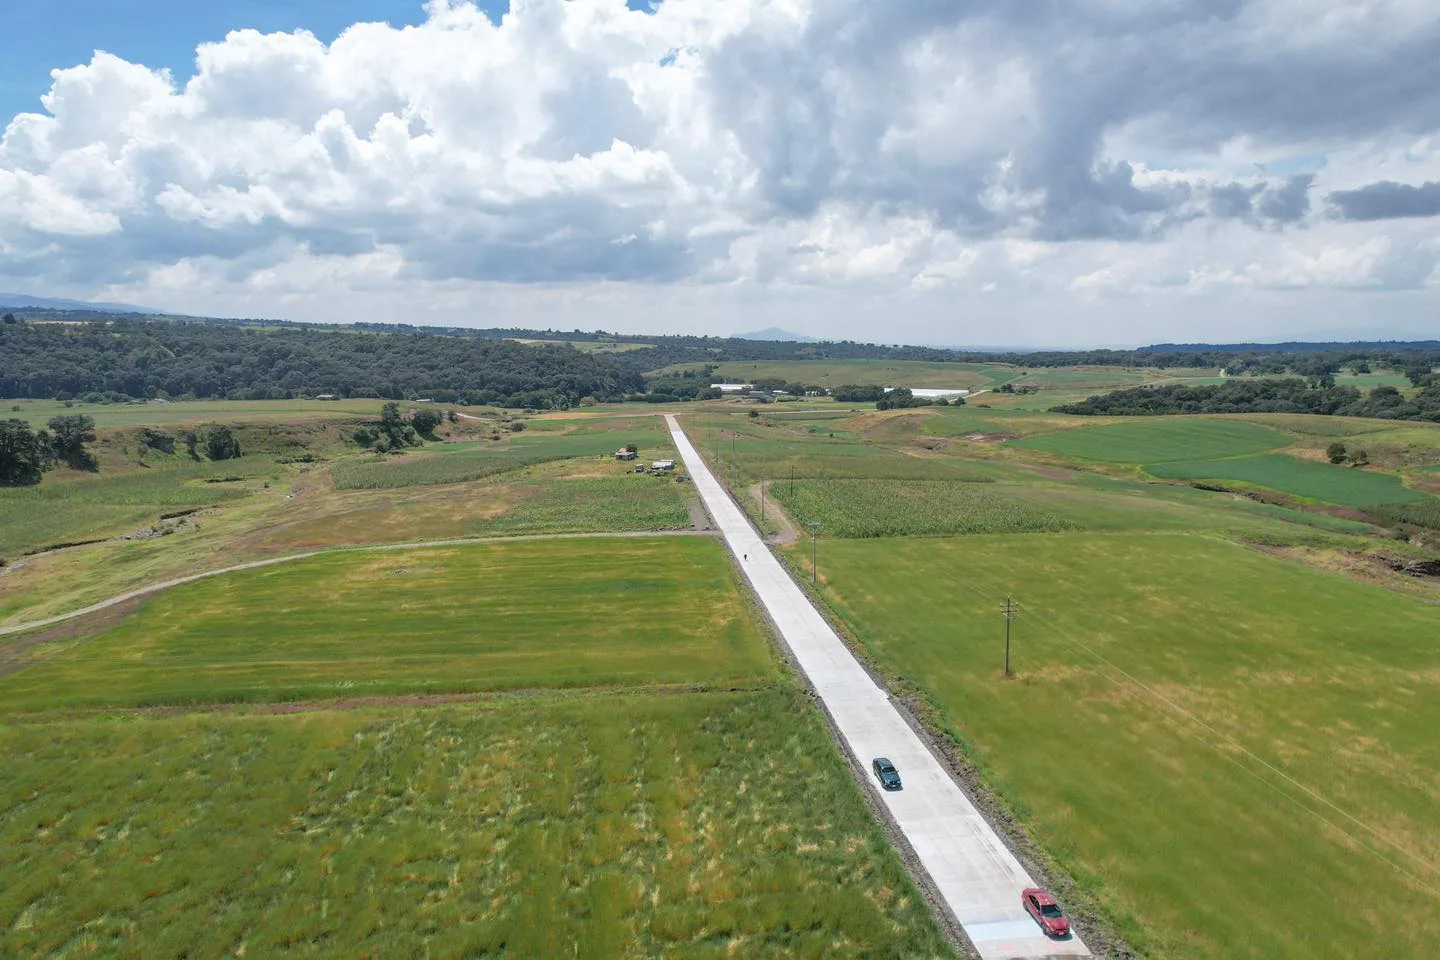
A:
615;449;637;461
315;394;338;400
710;383;754;393
651;459;676;471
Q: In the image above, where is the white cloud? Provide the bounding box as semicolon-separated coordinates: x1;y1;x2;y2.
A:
2;0;1439;344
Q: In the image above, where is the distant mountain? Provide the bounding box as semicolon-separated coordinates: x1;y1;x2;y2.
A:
735;327;818;343
0;293;162;315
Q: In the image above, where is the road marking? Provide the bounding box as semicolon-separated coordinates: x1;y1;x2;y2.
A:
666;414;1090;960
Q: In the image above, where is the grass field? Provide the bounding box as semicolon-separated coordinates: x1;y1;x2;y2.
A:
1146;454;1430;507
0;689;953;959
3;398;425;429
1017;418;1292;463
1;537;772;710
331;427;668;490
259;473;694;549
772;479;1075;538
805;533;1440;960
0;454;280;557
659;359;1016;391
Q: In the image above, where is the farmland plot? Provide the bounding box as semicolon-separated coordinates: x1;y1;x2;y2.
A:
770;479;1075;538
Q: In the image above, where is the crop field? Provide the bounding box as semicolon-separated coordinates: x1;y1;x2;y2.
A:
260;473;694;549
771;479;1075;538
1146;454;1430;507
0;454;280;557
0;690;952;959
1367;499;1440;530
803;533;1440;960
331;428;669;490
0;537;772;710
1016;418;1292;463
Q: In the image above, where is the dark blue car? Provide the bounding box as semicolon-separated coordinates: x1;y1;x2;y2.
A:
871;757;902;790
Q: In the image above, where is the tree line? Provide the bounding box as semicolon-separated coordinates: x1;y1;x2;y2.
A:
1053;376;1440;422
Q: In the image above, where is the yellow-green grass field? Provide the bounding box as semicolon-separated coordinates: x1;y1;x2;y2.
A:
1;537;772;710
802;533;1440;960
1016;418;1292;463
0;690;952;959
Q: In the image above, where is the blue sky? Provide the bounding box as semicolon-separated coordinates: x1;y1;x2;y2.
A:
0;1;497;120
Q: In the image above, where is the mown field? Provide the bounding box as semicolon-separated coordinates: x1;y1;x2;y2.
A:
1017;418;1291;463
1146;454;1430;507
0;537;770;710
804;533;1440;960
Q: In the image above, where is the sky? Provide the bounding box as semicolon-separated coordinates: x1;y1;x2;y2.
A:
1;0;1439;348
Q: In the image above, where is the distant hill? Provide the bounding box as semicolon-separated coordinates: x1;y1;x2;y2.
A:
0;293;162;315
735;327;817;343
1144;340;1440;353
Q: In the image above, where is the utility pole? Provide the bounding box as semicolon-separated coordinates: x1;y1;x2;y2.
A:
807;521;820;583
1001;596;1016;677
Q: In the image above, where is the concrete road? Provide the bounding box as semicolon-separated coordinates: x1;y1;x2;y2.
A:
666;415;1090;960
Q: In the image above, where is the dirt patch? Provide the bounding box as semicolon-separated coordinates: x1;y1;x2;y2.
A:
963;432;1021;444
686;495;712;531
0;596;145;678
750;483;800;546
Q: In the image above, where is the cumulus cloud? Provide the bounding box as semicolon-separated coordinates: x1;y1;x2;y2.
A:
1328;180;1440;221
1;0;1438;342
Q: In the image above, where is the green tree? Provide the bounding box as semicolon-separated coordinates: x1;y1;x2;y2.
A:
203;425;242;461
0;419;50;486
378;402;416;448
1403;364;1433;387
411;408;443;436
1326;442;1348;464
47;414;98;470
2;313;16;325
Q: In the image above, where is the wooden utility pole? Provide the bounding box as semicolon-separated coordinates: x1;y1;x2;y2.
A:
1001;596;1016;677
807;522;820;583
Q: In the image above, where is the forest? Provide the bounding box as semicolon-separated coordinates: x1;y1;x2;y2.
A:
0;316;642;408
1055;377;1440;422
